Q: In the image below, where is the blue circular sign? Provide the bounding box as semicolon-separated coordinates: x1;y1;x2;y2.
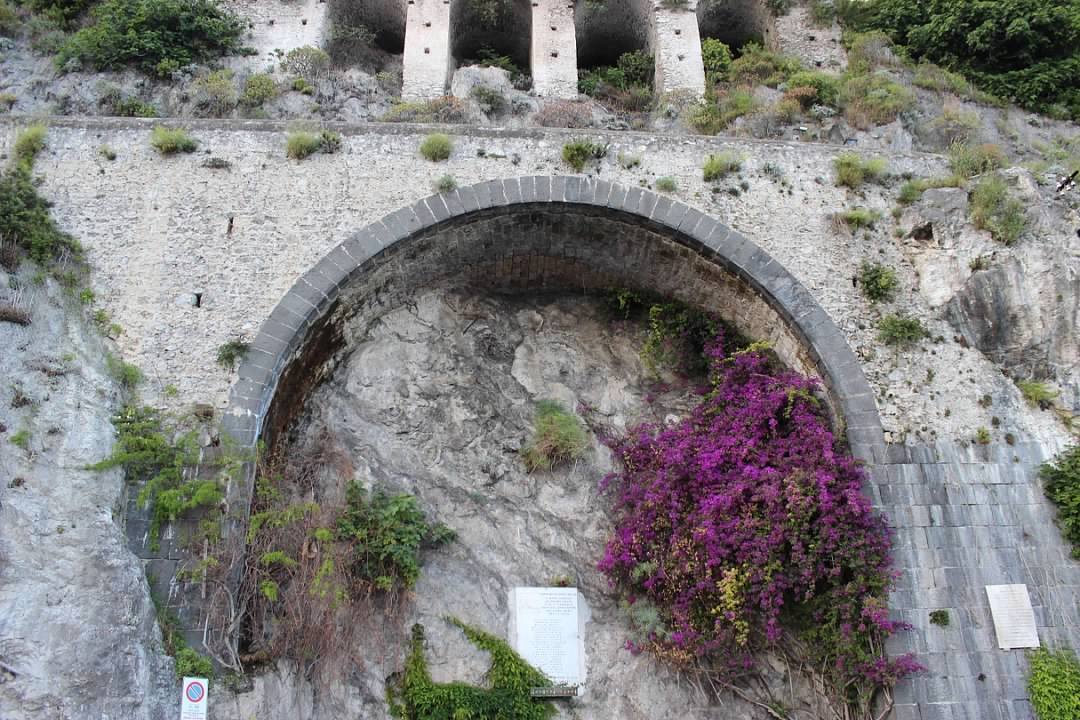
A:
185;681;205;703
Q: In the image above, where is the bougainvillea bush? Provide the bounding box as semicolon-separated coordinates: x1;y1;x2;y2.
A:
599;329;918;708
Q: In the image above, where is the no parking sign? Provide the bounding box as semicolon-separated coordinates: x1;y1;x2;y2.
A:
180;677;208;720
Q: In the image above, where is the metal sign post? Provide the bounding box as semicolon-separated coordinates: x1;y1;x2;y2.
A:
180;676;209;720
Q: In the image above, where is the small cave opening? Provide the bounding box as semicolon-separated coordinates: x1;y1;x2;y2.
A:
697;0;775;55
325;0;407;67
573;0;651;72
450;0;533;74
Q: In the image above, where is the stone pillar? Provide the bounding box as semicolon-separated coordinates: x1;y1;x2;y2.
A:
530;0;579;98
652;2;706;99
402;0;453;101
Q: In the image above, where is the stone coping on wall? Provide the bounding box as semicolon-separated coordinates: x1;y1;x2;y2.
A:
0;114;947;161
219;175;886;466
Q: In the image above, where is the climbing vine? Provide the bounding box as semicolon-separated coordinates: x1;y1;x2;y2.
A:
597;306;919;716
388;619;556;720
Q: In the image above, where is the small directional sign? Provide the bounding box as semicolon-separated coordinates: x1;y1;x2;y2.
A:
180;676;208;720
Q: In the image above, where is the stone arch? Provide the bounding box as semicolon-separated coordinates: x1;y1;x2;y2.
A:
222;176;883;468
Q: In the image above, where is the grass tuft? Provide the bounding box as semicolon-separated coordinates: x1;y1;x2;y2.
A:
702;152;742;181
521;401;588;472
419;133;453;162
150;126;197;155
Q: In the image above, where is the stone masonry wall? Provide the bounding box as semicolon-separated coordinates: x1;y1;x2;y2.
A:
0;116;1067;449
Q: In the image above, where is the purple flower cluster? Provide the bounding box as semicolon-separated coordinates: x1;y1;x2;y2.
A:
600;335;917;689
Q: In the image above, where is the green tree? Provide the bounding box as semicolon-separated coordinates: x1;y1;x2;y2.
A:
852;0;1080;117
56;0;246;77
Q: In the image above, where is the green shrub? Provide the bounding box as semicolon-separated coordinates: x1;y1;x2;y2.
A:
835;208;881;230
285;129;341;158
655;176;677;193
897;175;963;204
948;141;1006;177
469;85;505;115
216;339;249;370
689;88;758;134
877;313;927;347
521;401;588;472
833;152;887;188
974;426;991;445
913;62;971;95
786;70;841;107
1039;445;1080;558
241;73;278;106
318;130;341;154
1017;379;1058;408
9;429;29;449
0;0;19;37
336;483;455;590
970;175;1026;245
291;77;314;95
0;164;81;265
700;38;732;81
0;93;16;111
280;45;330;83
13;124;47;167
1028;646;1080;720
174;647;213;678
840;71;914;127
434;174;457;192
858;262;898;303
286;131;323;160
150;126;197;155
561;140;606;171
380;96;467;123
702;151;742;181
191;69;237;117
419;133;452;162
849;0;1080;119
729;42;801;87
56;0;245;77
388;621;555;720
106;353;142;389
928;609;950;627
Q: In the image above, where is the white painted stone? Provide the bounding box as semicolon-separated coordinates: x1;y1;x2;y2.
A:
986;584;1040;650
509;587;584;685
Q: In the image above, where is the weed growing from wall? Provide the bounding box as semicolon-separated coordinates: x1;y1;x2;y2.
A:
419;133;453;162
857;262;898;303
150;126;198;155
561;140;606;172
878;313;928;347
522;401;588;472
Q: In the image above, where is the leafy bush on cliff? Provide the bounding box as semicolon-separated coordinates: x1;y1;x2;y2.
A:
848;0;1080;119
598;329;917;712
56;0;246;77
1039;445;1080;558
0;129;81;266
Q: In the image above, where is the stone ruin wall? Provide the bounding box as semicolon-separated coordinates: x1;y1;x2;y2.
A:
223;0;827;101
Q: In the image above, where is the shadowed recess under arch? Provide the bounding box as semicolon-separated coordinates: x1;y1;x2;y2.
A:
222;176;884;471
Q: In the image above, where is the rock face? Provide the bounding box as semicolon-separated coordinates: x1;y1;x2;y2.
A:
0;267;174;720
217;288;790;720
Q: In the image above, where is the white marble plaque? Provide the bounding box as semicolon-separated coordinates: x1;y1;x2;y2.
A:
510;587;582;685
986;584;1040;650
